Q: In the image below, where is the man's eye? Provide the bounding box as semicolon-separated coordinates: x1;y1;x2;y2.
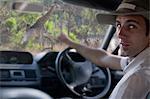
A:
116;24;121;28
128;25;136;29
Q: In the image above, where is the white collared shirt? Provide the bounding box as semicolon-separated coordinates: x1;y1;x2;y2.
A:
109;47;150;99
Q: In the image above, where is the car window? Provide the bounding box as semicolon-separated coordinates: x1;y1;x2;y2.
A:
107;33;120;53
0;0;109;55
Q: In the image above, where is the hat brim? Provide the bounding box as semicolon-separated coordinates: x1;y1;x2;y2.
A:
96;11;150;25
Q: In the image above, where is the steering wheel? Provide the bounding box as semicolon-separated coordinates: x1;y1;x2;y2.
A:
55;47;111;98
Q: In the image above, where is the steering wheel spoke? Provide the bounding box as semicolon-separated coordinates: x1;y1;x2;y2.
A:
64;51;75;66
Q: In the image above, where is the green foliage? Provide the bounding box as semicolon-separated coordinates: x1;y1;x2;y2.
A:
10;30;23;44
5;17;17;29
45;21;55;33
68;32;80;43
27;40;43;50
21;14;39;25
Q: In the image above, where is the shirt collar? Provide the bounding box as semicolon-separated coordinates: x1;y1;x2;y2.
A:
124;47;150;73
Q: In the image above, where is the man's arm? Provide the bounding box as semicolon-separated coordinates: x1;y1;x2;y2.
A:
57;33;122;70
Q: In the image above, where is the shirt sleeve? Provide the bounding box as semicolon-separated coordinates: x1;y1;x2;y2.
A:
120;57;128;70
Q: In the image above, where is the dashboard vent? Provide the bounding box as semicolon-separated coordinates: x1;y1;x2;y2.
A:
24;70;37;81
0;70;11;81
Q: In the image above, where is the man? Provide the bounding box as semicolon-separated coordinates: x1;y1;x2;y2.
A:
57;0;150;98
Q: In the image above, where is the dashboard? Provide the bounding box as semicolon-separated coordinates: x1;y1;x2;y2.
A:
0;50;123;98
0;51;40;86
0;50;69;97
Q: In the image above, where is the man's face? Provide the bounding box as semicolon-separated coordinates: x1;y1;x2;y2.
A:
116;15;149;57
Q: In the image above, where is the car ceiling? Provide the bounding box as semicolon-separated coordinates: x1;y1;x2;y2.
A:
1;0;122;13
62;0;122;11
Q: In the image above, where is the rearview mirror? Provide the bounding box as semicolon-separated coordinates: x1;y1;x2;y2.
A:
11;1;44;13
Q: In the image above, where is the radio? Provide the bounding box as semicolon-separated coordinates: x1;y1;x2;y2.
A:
10;70;25;80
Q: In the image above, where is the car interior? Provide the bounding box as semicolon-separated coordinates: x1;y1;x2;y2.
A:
0;0;126;99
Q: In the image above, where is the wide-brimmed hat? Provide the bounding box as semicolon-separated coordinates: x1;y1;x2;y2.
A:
96;0;150;25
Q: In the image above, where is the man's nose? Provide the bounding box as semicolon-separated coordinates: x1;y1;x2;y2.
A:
117;26;127;39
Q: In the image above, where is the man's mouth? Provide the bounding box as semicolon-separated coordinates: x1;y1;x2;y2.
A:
120;42;130;48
